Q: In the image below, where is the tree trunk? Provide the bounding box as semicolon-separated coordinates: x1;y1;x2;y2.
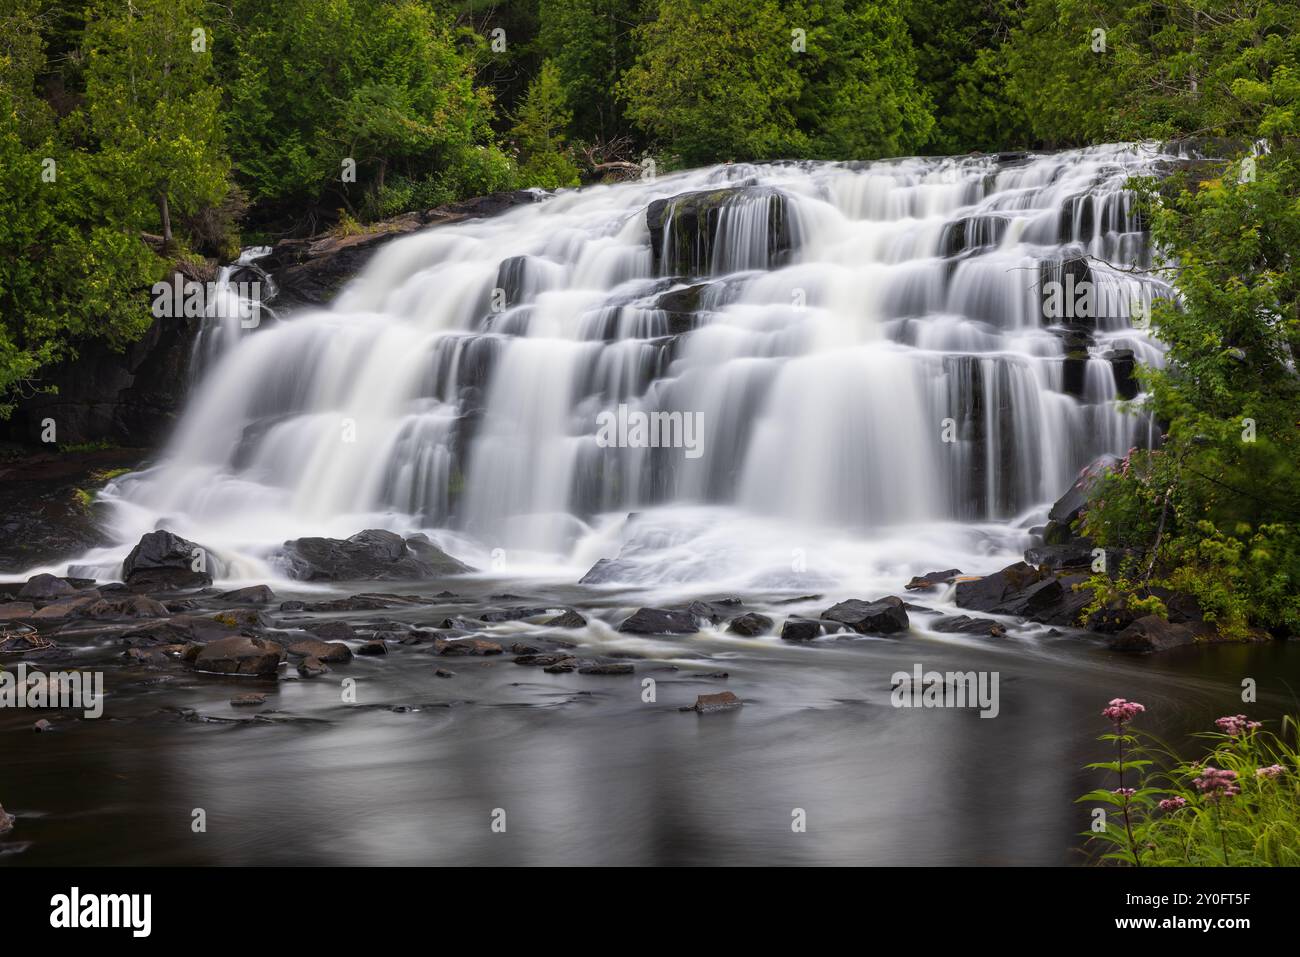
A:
157;191;173;246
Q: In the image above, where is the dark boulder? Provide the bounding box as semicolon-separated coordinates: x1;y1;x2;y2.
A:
297;656;329;678
617;607;700;635
930;615;1007;637
218;584;277;605
821;597;909;635
726;612;773;636
543;609;587;628
278;529;471;582
1108;616;1199;653
357;639;389;656
1025;541;1096;572
433;637;502;656
1047;454;1121;528
955;562;1042;612
578;662;634;675
122;529;214;589
17;574;75;600
193;636;284;677
690;691;742;714
286;638;353;663
780;618;824;642
646;186;793;275
904;569;962;591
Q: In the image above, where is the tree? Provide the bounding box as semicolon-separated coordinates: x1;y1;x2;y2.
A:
538;0;642;144
81;0;230;247
619;0;805;165
511;59;582;188
0;1;159;417
226;0;511;224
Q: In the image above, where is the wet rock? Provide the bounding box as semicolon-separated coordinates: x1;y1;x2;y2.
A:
230;693;268;707
578;662;634;675
278;528;472;581
434;667;456;678
33;718;54;732
1047;455;1121;529
301;620;355;643
543;609;587;628
514;653;577;667
357;639;388;656
904;569;963;591
821;597;909;635
682;598;743;624
480;606;550;623
931;615;1007;637
1108;616;1199;653
578;557;633;584
726;612;773;636
434;637;502;656
647;187;792;274
544;661;576;673
437;616;479;630
0;603;35;621
297;656;329;678
218;584;277;604
18;574;75;600
30;595;102;620
955;562;1042;612
123;529;214;589
617;607;700;635
993;578;1066;617
1025;541;1096;571
780;618;823;642
286;638;353;663
81;595;170;619
194;635;284;677
0;804;14;835
690;691;742;714
510;642;542;655
279;600;305;612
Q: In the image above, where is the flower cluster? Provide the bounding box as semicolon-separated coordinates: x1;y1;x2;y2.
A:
1102;698;1146;727
1193;766;1240;799
1214;714;1262;737
1256;764;1285;780
1158;796;1188;812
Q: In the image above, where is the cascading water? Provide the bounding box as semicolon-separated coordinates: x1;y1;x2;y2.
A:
78;143;1182;591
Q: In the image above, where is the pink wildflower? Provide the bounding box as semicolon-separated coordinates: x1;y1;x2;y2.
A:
1158;796;1187;811
1256;764;1285;780
1193;767;1240;799
1215;714;1262;737
1102;698;1146;727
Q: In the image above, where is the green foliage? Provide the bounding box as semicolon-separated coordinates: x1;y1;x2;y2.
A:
80;0;230;243
0;2;160;417
511;60;581;188
226;0;506;219
1081;707;1300;866
620;0;933;165
538;0;641;144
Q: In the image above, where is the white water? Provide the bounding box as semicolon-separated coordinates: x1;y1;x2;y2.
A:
70;144;1182;593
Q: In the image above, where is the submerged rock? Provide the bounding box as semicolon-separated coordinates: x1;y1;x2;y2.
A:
17;573;75;600
904;569;963;591
930;615;1007;637
286;638;352;663
218;584;277;605
1108;616;1200;653
780;617;824;642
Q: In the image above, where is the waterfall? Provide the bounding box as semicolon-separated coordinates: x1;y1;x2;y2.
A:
89;143;1182;588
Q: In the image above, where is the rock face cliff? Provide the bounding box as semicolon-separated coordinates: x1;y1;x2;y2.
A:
1;191;540;448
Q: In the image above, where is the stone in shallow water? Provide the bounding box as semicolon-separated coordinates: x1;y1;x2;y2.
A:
123;529;213;589
218;584;277;605
726;612;773;636
780;618;823;642
286;638;352;663
617;607;699;635
543;609;587;629
17;573;75;600
930;615;1006;637
230;693;268;707
578;662;634;675
194;636;283;677
821;597;909;635
690;691;742;714
297;656;329;678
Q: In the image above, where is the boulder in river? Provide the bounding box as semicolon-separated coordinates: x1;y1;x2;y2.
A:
726;612;773;636
278;529;471;581
122;529;214;589
0;803;14;835
218;584;277;605
820;597;909;634
690;691;742;714
543;609;587;628
904;569;963;591
931;615;1007;637
1047;454;1121;530
617;607;700;635
17;573;75;600
1107;616;1200;653
193;636;284;677
286;638;352;663
780;617;824;642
